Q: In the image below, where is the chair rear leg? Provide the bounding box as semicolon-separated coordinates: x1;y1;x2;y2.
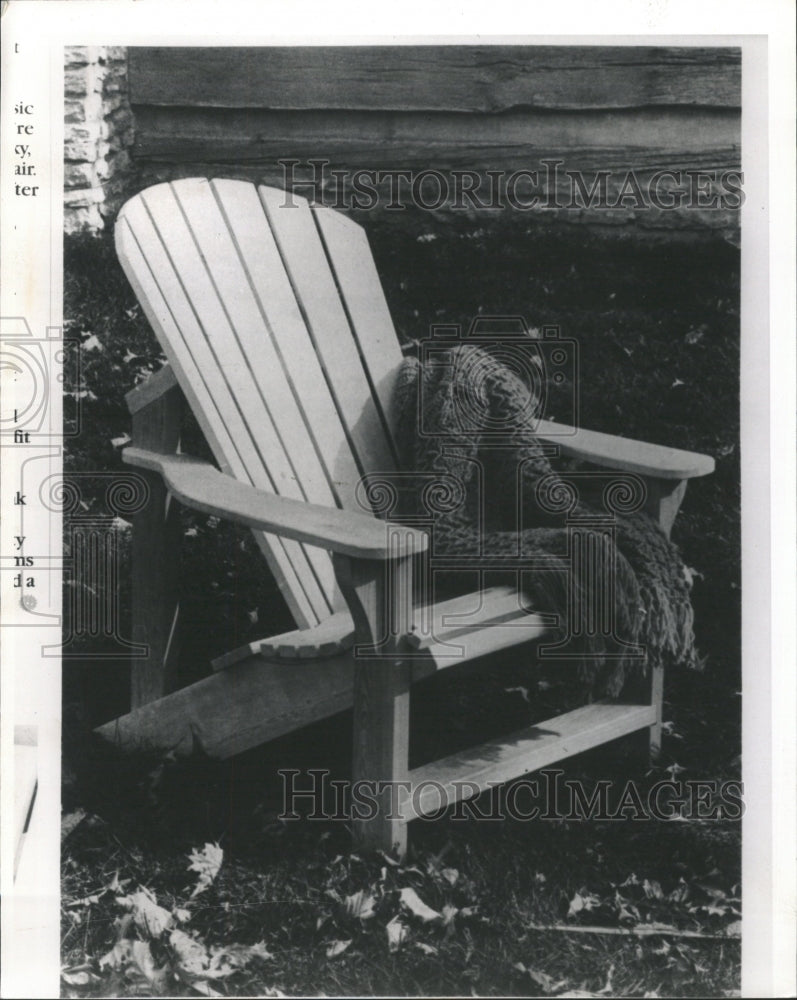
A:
129;384;183;708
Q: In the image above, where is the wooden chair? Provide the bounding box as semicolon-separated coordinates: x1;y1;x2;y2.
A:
96;178;714;854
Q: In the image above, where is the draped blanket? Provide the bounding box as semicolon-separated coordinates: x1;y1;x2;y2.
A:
391;345;699;698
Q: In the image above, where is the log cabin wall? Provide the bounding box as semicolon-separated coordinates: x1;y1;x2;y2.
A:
127;45;742;242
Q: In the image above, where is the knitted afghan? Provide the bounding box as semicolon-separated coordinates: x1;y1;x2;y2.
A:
391;344;699;699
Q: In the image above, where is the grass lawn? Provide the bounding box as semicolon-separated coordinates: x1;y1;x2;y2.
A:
61;216;740;997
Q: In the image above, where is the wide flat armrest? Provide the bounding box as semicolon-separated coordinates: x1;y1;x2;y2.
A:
123;448;428;560
534;420;715;480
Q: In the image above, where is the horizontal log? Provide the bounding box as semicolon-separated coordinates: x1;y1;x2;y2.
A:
134;164;743;237
131;106;740;170
130;46;741;112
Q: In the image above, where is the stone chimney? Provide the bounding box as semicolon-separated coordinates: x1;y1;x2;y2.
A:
64;46;135;232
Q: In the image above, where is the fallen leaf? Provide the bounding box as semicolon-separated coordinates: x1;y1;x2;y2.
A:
597;963;615;994
386;916;409;953
725;920;742;938
344;890;376;920
61;969;93;986
415;941;438;955
613;892;640;924
169;927;211;980
187;842;224;898
326;938;352;959
66;892;102;908
107;870;130;894
440;867;459;886
567;891;600;918
208;942;255;975
527;966;565;993
643;879;664;900
399;887;442;923
247;940;275;961
100;939;168;992
117;887;173;938
694;902;729;917
190;982;223;998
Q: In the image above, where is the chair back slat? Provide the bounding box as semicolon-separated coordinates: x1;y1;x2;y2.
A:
118;183;333;625
209;180;366;517
259;187;398;479
117;178;406;627
310;201;405;464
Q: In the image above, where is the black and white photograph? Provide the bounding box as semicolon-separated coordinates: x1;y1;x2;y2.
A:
1;3;794;998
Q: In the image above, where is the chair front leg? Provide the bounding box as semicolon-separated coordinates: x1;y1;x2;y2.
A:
333;551;415;857
642;476;688;539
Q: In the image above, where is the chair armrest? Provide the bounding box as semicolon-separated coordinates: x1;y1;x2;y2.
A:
534;420;715;480
122;448;428;560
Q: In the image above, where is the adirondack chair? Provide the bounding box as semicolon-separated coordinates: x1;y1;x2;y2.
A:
97;178;714;854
